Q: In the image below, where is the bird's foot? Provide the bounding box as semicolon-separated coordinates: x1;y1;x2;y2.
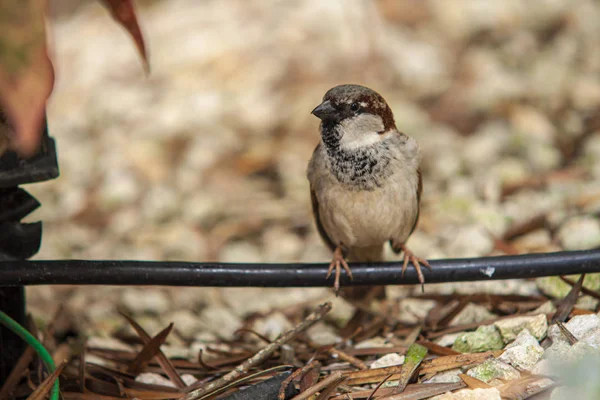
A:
398;244;431;292
326;246;353;296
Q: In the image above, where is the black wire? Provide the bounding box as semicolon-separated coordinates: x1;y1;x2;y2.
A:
1;249;600;287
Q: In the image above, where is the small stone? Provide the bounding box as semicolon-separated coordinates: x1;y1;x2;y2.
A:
326;297;356;328
557;216;600;250
355;336;392;349
498;329;544;371
307;322;341;346
449;303;497;327
467;359;521;384
545;340;600;367
531;359;552;376
532;301;556;315
120;289;170;315
370;353;405;369
167;310;202;340
444;225;494;258
141;185;180;223
197;306;242;340
452;325;504;353
252;312;293;341
436;332;463;348
494;314;548;343
136;372;175;387
431;388;501;400
423;368;462;384
396;298;437;324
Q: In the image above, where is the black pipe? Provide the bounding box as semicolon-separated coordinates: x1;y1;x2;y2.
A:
1;249;599;287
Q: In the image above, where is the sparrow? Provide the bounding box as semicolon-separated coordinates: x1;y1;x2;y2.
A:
307;84;430;295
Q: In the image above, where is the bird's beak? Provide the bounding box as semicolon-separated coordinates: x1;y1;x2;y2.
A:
311;100;336;120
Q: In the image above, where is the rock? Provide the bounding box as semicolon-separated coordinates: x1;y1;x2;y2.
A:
449;303;497;327
252;312;293;341
423;368;462;384
307;322;341;346
197;306;242;340
396;298;437;324
545;341;600;366
444;225;494;258
370;353;405;369
452;325;504;353
532;300;556;315
436;332;463;348
531;358;552;376
141;185;180;223
356;336;392;349
498;329;544;371
219;242;263;263
167;310;202;340
136;372;175;387
467;359;521;384
548;314;600;347
431;388;501;400
120;288;170;315
494;314;548;343
326;296;356;328
557;216;600;250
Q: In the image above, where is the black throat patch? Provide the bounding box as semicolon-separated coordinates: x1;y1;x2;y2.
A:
321;123;393;191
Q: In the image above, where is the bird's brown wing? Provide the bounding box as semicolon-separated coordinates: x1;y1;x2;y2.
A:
408;167;423;237
310;187;336;252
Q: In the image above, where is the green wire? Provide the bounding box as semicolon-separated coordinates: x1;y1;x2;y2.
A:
0;310;59;400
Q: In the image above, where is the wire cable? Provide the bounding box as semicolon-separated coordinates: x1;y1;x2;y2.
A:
1;249;600;287
0;311;59;400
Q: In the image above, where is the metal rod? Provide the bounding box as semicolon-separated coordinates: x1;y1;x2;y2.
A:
1;250;599;287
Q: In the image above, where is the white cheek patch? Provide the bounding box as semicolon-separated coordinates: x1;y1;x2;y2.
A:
338;114;386;150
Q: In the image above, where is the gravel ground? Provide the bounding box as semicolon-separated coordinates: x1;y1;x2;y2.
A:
23;0;600;334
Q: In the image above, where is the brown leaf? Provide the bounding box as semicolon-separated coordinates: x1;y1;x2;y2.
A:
458;373;492;389
26;360;67;400
0;0;55;156
419;351;503;375
120;311;186;388
0;346;36;399
330;382;466;400
100;0;149;73
128;323;174;375
552;274;585;323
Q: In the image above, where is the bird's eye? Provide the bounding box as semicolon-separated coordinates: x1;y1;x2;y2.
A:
350;102;360;112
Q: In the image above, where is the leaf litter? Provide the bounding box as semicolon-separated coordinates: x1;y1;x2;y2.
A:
5;283;599;400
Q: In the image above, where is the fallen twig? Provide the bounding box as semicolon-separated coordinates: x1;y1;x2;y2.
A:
184;302;332;400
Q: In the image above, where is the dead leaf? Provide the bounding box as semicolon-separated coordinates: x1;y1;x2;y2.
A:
552;274;585;323
120;311;186;388
100;0;149;73
419;351;503;375
26;360;66;400
128;322;174;375
458;373;492;389
0;0;55;156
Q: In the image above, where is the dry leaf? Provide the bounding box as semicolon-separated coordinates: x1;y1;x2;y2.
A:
0;0;55;156
100;0;149;73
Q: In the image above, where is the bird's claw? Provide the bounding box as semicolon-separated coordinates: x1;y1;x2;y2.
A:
327;247;353;296
399;246;430;293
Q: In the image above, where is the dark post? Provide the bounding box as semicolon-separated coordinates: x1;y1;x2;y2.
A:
0;113;59;383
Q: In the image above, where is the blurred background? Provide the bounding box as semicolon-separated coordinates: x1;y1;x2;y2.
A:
24;0;600;334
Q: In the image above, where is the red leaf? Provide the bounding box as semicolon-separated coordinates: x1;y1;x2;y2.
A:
0;0;55;156
100;0;149;73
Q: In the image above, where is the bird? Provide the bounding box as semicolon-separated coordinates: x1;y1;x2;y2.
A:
306;84;430;296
